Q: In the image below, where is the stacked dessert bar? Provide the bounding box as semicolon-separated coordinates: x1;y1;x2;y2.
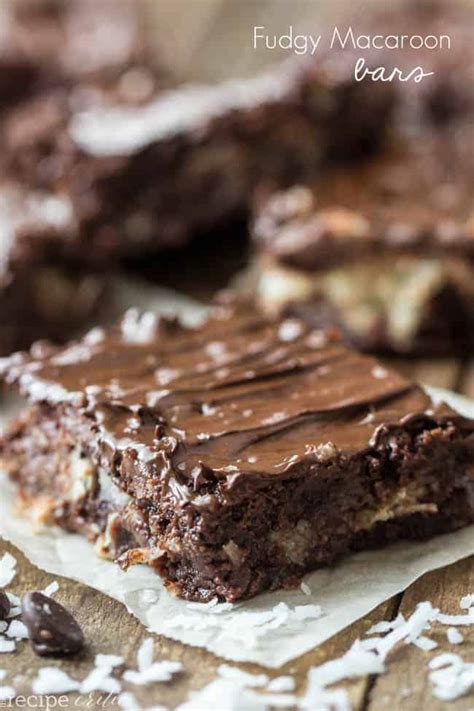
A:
254;123;474;354
0;0;164;354
2;303;474;601
0;0;395;353
3;58;392;262
0;182;105;355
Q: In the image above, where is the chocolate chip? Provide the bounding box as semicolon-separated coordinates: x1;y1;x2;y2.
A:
0;592;10;620
21;592;85;656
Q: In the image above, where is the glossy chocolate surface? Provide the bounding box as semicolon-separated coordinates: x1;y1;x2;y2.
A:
2;306;454;478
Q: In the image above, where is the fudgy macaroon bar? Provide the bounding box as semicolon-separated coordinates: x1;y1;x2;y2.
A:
3;52;393;264
0;181;106;356
1;304;474;602
253;123;474;355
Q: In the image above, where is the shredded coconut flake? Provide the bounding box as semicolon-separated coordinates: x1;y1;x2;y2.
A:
217;665;269;688
95;654;124;668
6;620;28;640
118;692;140;711
0;639;15;654
6;606;21;620
428;653;474;701
176;678;268;711
460;593;474;610
32;668;80;694
121;638;183;686
366;602;438;659
436;609;474;626
300;582;311;596
166;601;322;648
121;309;160;344
42;581;59;597
186;598;234;615
301;685;351;711
137;637;154;672
6;593;21;619
123;660;182;686
447;628;464;645
80;665;121;694
307;640;385;689
410;635;438;651
266;676;295;692
0;554;16;588
253;691;300;708
170;596;474;708
178;663;298;709
366;613;405;634
366;620;394;635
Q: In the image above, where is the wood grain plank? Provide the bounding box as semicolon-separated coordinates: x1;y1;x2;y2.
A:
367;358;473;709
367;557;474;711
0;539;400;707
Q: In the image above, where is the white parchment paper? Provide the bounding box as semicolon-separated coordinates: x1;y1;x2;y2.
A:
0;284;473;667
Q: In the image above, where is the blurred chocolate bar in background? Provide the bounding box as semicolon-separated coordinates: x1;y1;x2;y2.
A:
0;0;166;354
0;0;164;111
2;55;394;265
0;181;105;355
0;0;473;358
251;0;474;356
253;123;474;355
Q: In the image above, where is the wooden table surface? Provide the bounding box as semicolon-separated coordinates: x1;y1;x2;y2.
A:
2;1;474;708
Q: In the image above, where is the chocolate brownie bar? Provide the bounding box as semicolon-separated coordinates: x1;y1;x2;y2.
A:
2;54;393;262
253;122;474;355
0;181;106;355
1;303;473;602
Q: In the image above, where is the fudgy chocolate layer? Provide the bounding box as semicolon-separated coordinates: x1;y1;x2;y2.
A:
3;400;474;602
1;306;474;601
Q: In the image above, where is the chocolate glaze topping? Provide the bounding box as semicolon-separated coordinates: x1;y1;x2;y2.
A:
2;305;454;479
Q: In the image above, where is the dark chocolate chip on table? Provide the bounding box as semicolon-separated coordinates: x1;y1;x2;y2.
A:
21;592;85;656
0;591;10;620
